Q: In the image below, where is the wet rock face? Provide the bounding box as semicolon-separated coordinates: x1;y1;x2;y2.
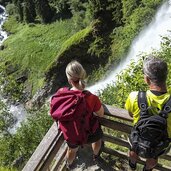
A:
25;82;54;109
0;6;4;14
0;45;4;50
5;61;19;75
16;74;28;84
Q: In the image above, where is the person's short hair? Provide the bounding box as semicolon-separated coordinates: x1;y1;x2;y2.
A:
143;56;168;85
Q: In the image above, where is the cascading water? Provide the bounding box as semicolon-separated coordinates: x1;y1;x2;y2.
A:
0;5;8;45
0;5;27;133
88;1;171;94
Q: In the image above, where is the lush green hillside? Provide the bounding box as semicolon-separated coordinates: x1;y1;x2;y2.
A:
0;17;78;100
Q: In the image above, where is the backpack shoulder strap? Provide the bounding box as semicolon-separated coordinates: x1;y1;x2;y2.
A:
161;95;171;118
138;91;148;117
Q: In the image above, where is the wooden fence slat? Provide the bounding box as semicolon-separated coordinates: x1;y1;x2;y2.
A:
39;132;64;171
100;117;132;134
22;122;59;171
102;147;171;171
103;134;130;149
103;104;132;121
103;134;171;161
160;154;171;161
51;143;67;171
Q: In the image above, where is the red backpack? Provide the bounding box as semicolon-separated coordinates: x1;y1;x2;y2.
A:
50;87;99;145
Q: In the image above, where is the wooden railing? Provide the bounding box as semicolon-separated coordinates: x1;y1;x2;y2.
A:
22;104;171;171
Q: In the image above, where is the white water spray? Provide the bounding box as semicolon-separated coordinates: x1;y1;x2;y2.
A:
88;1;171;94
0;5;8;45
0;5;27;133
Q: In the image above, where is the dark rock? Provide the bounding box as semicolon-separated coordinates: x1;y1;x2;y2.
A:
25;82;53;109
0;34;4;41
16;74;28;84
0;7;4;14
12;156;24;168
0;45;4;50
5;62;19;75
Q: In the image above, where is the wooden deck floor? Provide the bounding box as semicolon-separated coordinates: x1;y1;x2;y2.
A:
58;143;168;171
58;144;127;171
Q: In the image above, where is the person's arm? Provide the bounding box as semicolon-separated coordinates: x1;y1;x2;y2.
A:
125;91;138;119
94;105;104;117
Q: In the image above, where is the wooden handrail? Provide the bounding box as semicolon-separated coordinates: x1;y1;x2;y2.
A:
22;122;64;171
103;104;132;121
22;104;171;171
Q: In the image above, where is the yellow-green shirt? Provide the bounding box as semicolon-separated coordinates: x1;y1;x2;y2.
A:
125;90;171;138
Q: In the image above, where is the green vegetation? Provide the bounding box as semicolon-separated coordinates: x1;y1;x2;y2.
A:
0;101;53;169
0;167;16;171
99;38;171;109
0;16;77;97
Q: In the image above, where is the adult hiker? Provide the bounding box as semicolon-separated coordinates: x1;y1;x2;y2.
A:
50;60;104;169
125;56;171;171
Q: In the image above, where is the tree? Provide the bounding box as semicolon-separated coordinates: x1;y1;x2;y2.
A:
34;0;54;23
121;0;139;22
0;0;12;6
23;0;36;23
88;0;122;33
50;0;72;20
14;0;24;21
68;0;89;29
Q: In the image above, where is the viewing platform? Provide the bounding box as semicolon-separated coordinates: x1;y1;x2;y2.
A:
22;104;171;171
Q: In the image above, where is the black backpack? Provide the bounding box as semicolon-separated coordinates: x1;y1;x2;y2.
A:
129;91;171;158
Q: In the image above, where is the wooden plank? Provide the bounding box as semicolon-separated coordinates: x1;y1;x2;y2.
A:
103;134;130;149
100;117;132;134
102;147;171;171
22;122;59;171
51;143;67;171
39;132;64;171
160;154;171;161
103;134;171;161
103;146;128;160
103;104;132;122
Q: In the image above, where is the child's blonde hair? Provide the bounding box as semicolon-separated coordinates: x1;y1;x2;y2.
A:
65;60;87;88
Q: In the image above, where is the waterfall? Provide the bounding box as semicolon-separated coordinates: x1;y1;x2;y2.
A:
0;5;8;45
88;1;171;94
0;5;27;133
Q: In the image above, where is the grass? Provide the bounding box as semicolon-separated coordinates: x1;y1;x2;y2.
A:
2;17;76;70
45;25;93;73
58;25;92;56
0;17;77;94
0;167;16;171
